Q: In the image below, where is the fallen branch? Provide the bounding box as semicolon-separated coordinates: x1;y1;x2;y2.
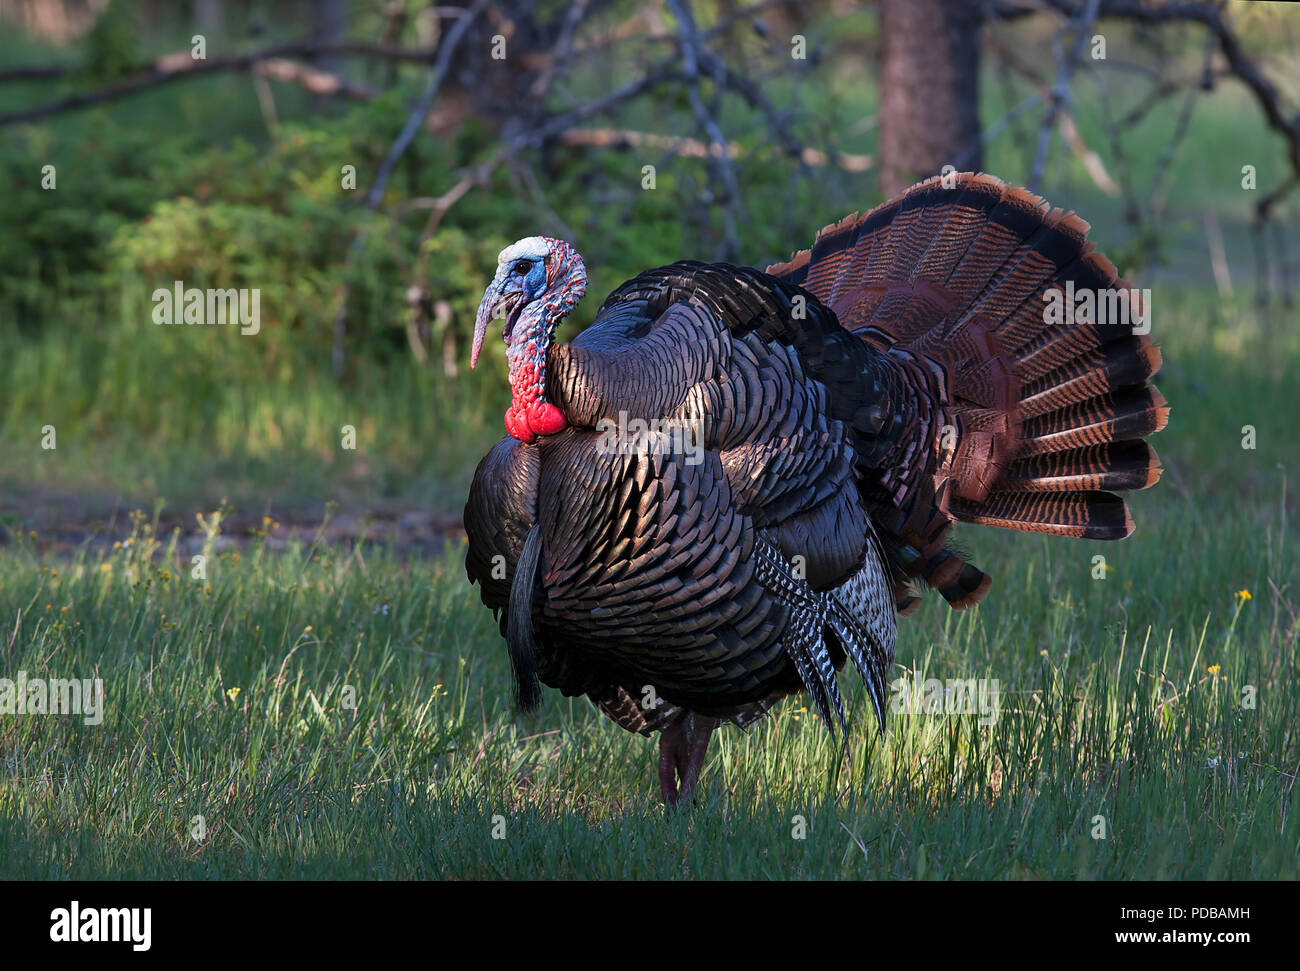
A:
0;42;440;127
558;126;872;172
1056;110;1120;197
251;58;377;101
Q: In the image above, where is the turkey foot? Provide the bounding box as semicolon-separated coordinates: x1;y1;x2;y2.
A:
658;713;717;808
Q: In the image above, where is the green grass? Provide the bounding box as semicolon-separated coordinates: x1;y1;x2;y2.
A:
0;287;508;515
1;289;1296;879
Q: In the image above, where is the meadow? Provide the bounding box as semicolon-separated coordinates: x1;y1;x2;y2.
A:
1;291;1296;879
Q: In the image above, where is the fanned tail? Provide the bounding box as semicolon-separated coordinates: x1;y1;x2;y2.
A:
769;172;1167;609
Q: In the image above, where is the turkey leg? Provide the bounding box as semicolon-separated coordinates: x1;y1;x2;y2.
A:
657;712;717;808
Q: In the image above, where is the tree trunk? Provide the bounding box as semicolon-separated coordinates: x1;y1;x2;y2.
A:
194;0;222;40
311;0;346;112
878;0;983;198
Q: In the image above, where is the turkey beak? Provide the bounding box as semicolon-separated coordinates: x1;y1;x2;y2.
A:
471;276;504;371
473;276;530;370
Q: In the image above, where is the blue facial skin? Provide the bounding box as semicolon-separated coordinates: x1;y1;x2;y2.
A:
522;260;545;299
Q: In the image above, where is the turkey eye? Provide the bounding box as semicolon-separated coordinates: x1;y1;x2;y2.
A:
514;260;531;275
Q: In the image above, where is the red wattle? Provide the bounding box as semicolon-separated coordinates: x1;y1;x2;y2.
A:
526;401;569;436
504;407;535;443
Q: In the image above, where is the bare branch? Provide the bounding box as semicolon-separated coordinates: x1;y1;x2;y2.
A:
1056;111;1120;196
331;0;490;379
0;42;441;127
522;66;685;147
1117;67;1227;128
252;59;377;100
1146;26;1216;216
529;0;591;98
1038;0;1300;219
667;0;744;259
953;90;1044;170
1028;0;1100;192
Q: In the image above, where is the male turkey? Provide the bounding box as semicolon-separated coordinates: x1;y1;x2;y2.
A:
464;172;1167;806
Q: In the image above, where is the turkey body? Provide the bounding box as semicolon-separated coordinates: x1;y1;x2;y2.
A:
466;264;898;735
464;173;1168;802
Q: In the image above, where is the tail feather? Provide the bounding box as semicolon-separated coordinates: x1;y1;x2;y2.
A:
949;490;1134;540
907;179;1011;288
926;552;994;608
1017;387;1169;457
1019;339;1161;419
768;172;1169;610
999;441;1164;493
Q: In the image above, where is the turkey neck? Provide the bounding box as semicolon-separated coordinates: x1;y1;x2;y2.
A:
504;300;567;442
503;252;585;444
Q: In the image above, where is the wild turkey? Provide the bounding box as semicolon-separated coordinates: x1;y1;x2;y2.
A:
464;172;1168;806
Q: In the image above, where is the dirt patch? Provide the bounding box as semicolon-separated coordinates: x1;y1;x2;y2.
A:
1;488;466;557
